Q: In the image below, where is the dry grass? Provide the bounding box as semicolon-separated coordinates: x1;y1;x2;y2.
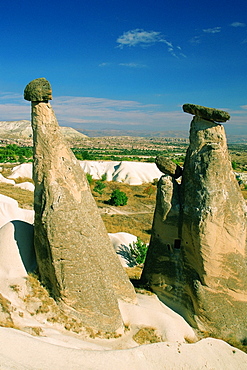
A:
0;293;15;329
241;189;247;199
13;177;34;184
197;330;247;354
0;164;17;178
133;327;163;345
0;183;33;209
92;181;156;243
125;266;143;280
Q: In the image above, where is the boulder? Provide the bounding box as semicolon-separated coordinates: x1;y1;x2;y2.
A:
155;156;183;178
183;103;230;123
24;78;136;333
24;78;52;102
142;113;247;343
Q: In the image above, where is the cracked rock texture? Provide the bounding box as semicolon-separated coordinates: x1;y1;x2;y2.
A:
142;114;247;342
25;79;136;333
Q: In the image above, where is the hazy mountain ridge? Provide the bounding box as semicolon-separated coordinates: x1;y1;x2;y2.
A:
0;120;88;145
78;128;247;143
0;121;246;144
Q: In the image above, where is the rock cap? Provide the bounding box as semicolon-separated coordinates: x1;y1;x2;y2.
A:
183;103;230;123
155;156;183;178
24;78;52;102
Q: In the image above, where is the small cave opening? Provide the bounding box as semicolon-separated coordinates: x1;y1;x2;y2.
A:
174;239;181;249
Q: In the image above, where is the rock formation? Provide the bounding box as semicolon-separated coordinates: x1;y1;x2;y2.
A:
24;78;136;333
182;103;230;123
142;104;247;342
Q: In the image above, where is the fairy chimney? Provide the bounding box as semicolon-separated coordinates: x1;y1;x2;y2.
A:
24;78;136;333
142;104;247;342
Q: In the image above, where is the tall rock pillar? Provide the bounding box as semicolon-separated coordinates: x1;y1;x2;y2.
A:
24;78;136;333
142;104;247;342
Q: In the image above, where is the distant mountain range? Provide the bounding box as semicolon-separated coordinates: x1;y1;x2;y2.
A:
0;121;246;144
0;120;88;145
78;128;247;143
78;128;190;138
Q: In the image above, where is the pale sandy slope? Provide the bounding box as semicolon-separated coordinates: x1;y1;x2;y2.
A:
0;326;246;370
8;161;163;185
0;176;247;368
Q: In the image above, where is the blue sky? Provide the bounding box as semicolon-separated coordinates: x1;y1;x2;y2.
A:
0;0;246;135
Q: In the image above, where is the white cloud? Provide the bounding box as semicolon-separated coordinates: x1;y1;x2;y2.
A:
189;36;201;44
98;62;112;67
50;96;191;130
1;93;246;133
203;27;221;34
231;22;246;27
119;63;147;68
116;29;185;58
0;93;30;120
116;29;163;48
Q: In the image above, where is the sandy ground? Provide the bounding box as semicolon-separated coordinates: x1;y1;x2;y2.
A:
0;166;247;368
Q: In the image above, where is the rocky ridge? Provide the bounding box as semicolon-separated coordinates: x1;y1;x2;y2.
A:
0;120;88;146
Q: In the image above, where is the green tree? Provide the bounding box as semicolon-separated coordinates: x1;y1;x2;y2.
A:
108;189;128;206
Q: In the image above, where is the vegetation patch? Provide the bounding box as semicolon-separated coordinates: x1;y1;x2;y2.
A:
133;327;163;345
129;237;148;265
0;183;34;209
0;293;14;328
108;189;128;206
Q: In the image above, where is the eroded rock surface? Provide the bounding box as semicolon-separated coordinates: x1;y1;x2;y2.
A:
142;109;247;342
24;78;136;333
183;103;230;123
155;156;183;178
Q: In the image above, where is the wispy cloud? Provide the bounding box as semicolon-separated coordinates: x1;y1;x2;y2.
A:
119;62;147;68
116;29;164;48
189;36;201;44
99;62;112;67
0;93;30;120
51;96;190;130
230;22;246;28
1;94;246;134
99;61;147;68
203;27;221;34
116;29;185;58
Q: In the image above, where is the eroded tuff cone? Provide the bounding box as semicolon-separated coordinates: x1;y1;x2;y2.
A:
142;115;247;342
24;78;52;101
155;156;183;178
183;103;230;123
24;79;136;333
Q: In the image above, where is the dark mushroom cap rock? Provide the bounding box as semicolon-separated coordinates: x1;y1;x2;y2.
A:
183;103;230;123
155;156;183;178
24;78;52;102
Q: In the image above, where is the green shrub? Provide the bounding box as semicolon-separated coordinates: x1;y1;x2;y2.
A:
93;180;106;194
129;237;148;265
101;174;107;181
86;173;93;184
108;189;128;206
232;161;237;170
